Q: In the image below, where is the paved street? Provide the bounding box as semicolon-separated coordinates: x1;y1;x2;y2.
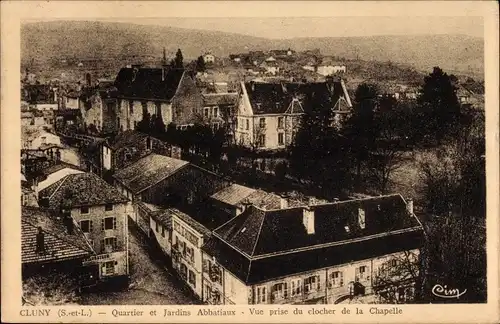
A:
80;227;199;305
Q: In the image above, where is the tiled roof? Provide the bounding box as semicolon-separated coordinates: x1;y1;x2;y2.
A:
113;154;188;194
202;93;238;107
114;67;185;101
40;161;83;177
211;184;256;206
204;194;424;284
138;202;171;229
22;207;94;264
105;130;150;151
39;172;129;208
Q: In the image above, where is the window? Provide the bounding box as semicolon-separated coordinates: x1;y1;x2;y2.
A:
204;108;210;118
129;103;133;113
80;206;89;214
102;217;117;230
391;259;399;267
103;261;115;275
212;122;220;130
155;221;159;232
41;136;47;144
80;220;93;233
278;117;284;129
256;286;267;304
180;264;188;280
161;226;166;238
105;204;113;211
259;118;266;128
188;270;196;287
304;275;320;293
102;237;118;253
291;279;302;296
146;137;152;150
203;258;211;273
272;282;287;300
258;134;266;147
213;107;219;117
329;271;344;288
356;265;368;281
278;133;284;146
246;119;249;130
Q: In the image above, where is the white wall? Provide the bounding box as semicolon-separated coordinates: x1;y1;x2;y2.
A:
37;168;84;191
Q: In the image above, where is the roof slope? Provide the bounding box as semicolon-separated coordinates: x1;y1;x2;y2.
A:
39;172;129;208
22;207;93;264
114;67;185;101
202;93;238;106
210;184;256;206
105;130;149;150
113;153;188;194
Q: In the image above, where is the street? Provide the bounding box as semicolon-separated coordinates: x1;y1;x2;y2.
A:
80;227;199;305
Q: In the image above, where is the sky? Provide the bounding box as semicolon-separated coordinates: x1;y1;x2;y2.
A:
27;16;484;39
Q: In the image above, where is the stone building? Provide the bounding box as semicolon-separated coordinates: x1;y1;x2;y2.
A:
38;172;131;284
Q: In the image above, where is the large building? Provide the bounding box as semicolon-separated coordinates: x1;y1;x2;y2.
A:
234;78;352;150
38;172;132;284
201;194;424;305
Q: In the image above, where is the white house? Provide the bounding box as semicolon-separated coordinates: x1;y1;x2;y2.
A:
22;129;61;150
204;53;216;64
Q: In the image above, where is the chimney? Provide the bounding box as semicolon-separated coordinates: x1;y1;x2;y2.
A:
307;196;315;206
63;214;74;235
302;207;315;235
279;195;288;209
36;227;45;253
358;207;366;229
407;198;414;215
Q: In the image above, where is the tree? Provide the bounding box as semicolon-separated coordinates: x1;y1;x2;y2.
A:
135;111;151;134
342;83;379;183
174;49;184;68
367;97;406;193
150;114;166;138
290;89;352;195
196;56;206;72
372;250;421;304
416;67;461;144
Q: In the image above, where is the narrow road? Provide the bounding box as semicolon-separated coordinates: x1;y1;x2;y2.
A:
81;226;199;305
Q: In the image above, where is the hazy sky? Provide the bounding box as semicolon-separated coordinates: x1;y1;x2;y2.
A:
29;16;484;39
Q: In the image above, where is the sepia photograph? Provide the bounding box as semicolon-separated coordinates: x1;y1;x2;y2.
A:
2;1;499;323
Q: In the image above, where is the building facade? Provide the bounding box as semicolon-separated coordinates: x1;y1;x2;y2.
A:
234;79;352;150
38;172;131;283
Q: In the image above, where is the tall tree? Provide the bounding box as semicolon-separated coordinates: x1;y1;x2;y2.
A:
416;67;461;144
290;89;351;194
342;83;379;184
196;56;206;72
174;49;184;68
135;111;151;134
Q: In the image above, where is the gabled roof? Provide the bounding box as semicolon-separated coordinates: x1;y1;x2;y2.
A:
114;67;185;101
203;194;424;284
105;130;150;151
22;207;94;264
113;154;189;194
39;172;129;208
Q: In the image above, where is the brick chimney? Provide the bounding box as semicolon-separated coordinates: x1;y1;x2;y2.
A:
406;198;414;215
302;207;315;235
